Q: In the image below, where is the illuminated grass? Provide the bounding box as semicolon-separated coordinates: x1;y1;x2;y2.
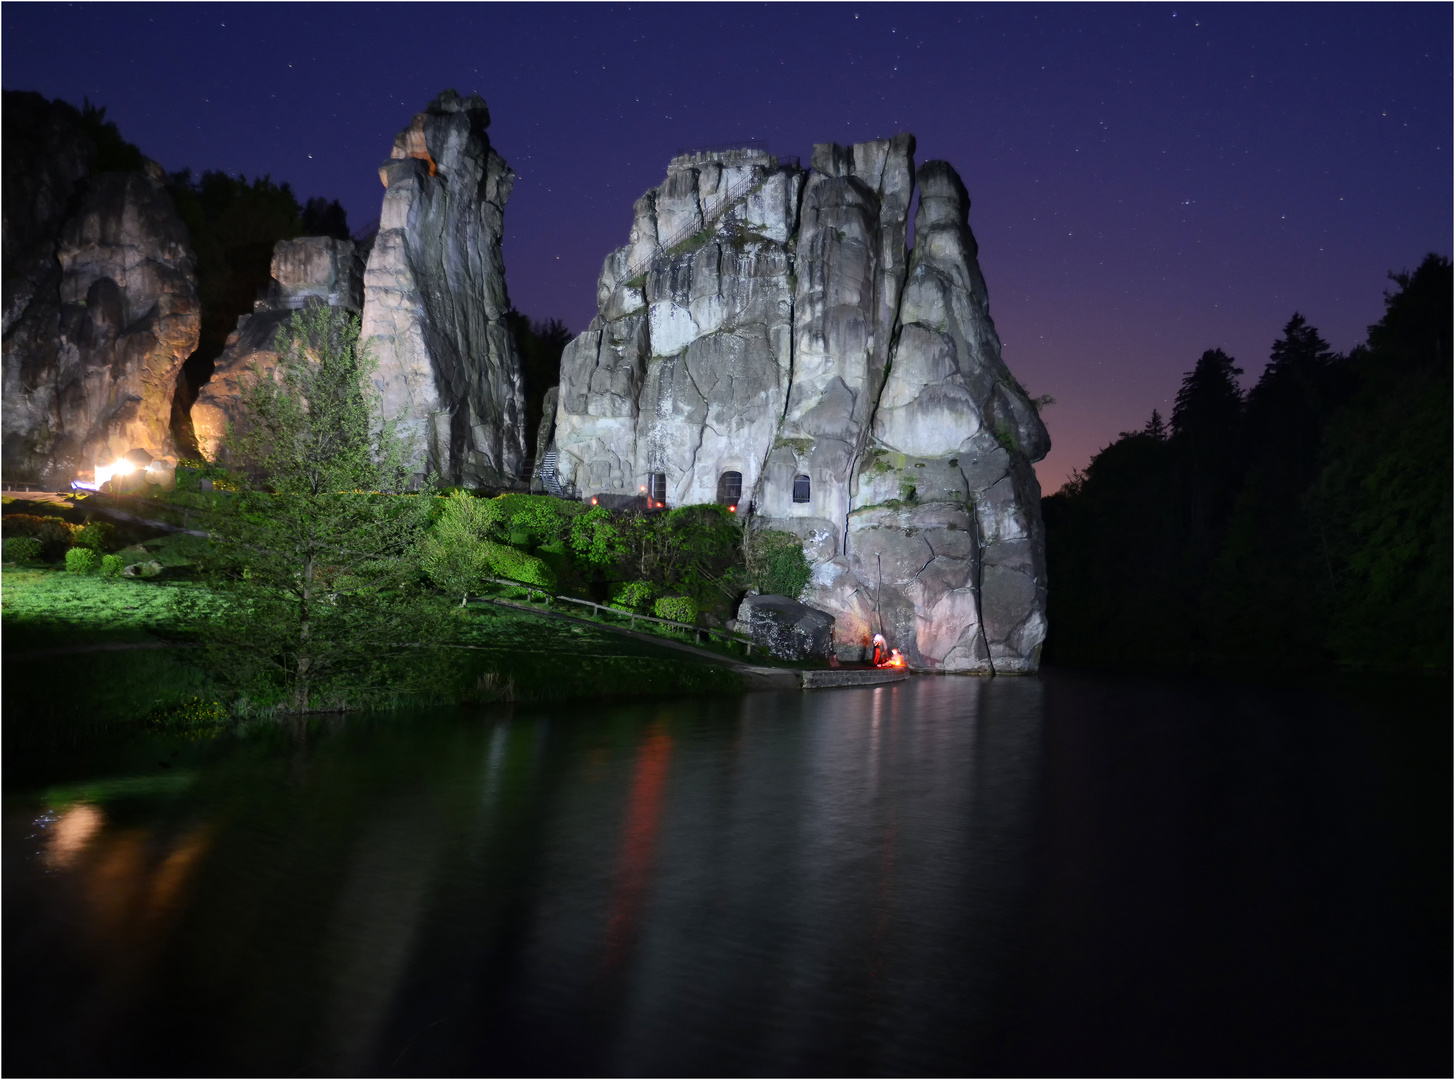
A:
1;566;208;649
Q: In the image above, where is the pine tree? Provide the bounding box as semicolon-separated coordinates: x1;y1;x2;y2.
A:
186;305;447;712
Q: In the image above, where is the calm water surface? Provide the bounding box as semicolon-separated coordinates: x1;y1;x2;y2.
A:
5;670;1448;1075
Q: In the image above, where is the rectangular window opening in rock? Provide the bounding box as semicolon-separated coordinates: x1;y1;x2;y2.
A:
793;474;812;503
649;472;667;505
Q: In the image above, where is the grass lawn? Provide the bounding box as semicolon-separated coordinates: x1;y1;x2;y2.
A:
2;560;746;758
2;566;205;649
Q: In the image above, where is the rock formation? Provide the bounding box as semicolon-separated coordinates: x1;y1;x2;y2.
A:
736;592;836;661
359;91;527;487
2;92;199;486
190;236;363;460
548;138;1050;673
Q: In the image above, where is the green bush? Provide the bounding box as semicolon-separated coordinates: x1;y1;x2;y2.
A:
421;489;494;602
65;547;100;574
745;529;812;599
174;458;243;494
482;540;557;589
653;596;698;624
3;536;43;562
100;553;124;578
569;505;630;568
2;514;77;559
72;521;115;552
612;580;657;611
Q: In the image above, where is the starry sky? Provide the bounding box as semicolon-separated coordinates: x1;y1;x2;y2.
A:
4;3;1449;491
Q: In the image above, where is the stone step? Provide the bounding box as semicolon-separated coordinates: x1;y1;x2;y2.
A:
799;668;912;690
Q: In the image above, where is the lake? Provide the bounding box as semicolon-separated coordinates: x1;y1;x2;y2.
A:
4;669;1448;1075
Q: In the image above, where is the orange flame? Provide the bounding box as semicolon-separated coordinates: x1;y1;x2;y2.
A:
876;649;906;669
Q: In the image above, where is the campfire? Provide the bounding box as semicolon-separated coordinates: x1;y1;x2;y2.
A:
870;633;905;668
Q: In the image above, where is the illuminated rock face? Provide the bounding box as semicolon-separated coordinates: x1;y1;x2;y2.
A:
552;139;1051;673
359;91;527;486
190;237;363;462
2;92;199;485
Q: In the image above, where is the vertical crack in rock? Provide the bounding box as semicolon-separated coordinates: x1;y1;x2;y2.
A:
548;136;1049;673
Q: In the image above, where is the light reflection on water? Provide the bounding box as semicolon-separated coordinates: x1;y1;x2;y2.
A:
4;671;1445;1075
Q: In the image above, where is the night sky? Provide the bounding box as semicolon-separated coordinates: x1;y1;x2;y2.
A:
4;3;1449;491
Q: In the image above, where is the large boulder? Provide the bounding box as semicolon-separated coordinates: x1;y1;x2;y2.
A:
2;92;199;486
190;237;363;461
360;91;527;487
548;139;1051;674
737;592;836;661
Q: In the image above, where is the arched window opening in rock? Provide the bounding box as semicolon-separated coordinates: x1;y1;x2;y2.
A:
649;472;667;506
717;470;742;507
792;474;811;503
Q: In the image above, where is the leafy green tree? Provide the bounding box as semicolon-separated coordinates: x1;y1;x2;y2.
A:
186;305;445;713
744;528;812;600
422;490;496;605
569;505;632;570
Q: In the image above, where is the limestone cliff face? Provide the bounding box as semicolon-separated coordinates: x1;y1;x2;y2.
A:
2;92;199;485
360;91;527;486
551;138;1050;673
191;236;363;461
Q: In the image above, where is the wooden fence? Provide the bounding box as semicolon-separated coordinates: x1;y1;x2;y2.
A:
474;576;759;657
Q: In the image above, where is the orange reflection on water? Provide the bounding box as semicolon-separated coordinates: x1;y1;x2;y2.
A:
44;805;216;948
45;804;105;869
604;724;673;969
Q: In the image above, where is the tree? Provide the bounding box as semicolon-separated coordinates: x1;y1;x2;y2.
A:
421;490;499;605
300;196;349;240
1310;255;1452;667
187;305;445;712
1171;348;1246;538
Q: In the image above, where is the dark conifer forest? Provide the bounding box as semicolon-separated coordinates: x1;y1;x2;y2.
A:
1042;254;1451;671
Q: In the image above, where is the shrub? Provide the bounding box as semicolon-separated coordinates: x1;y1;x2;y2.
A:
72;521;115;552
491;493;584;544
482;540;557;589
745;529;812;599
569;505;630;568
612;580;657;611
421;490;494;603
65;547;100;574
653;596;697;624
144;696;230;736
100;553;124;578
3;536;43;562
2;514;77;559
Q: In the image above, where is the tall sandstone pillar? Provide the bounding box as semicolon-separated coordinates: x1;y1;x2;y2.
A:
360;91;526;486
